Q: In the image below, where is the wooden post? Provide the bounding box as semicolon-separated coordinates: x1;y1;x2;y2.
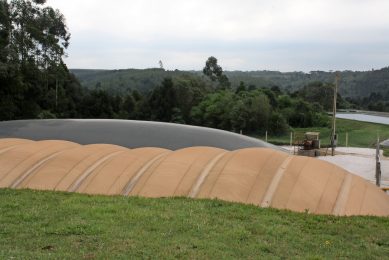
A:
376;135;381;187
345;132;348;147
265;131;268;142
55;77;58;109
240;129;242;135
331;74;339;156
290;132;293;146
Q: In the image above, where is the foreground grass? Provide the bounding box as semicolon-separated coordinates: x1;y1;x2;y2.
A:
0;189;388;259
258;118;389;148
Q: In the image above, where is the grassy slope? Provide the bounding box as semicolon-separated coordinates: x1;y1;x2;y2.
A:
259;118;389;148
0;189;388;259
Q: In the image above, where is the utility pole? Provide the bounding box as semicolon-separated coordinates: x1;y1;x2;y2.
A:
331;73;339;156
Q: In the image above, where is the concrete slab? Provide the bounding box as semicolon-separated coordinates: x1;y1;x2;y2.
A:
281;146;389;188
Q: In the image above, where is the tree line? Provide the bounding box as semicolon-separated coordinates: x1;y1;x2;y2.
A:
67;57;331;136
345;91;389;112
72;67;389;101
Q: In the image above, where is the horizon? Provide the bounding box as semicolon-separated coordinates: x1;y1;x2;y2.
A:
69;66;389;74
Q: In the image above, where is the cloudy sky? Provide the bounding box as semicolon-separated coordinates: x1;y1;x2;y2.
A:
48;0;389;72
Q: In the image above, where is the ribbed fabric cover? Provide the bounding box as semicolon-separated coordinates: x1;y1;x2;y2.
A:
1;138;388;216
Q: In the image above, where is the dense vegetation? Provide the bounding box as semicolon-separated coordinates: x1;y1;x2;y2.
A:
346;91;389;112
70;68;192;94
72;67;389;100
70;62;333;135
1;189;388;259
72;66;389;112
225;68;389;99
0;0;82;120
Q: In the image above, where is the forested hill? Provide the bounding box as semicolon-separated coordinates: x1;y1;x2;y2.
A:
70;68;192;94
226;68;389;98
71;67;389;99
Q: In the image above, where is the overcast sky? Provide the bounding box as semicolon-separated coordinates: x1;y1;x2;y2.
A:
48;0;389;72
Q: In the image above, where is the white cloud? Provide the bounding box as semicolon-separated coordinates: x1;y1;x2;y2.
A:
49;0;389;71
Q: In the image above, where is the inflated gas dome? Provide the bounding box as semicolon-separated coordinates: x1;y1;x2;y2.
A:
0;138;388;216
0;119;279;150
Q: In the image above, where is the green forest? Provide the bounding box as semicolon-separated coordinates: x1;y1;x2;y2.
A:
73;67;389;100
1;0;388;136
71;66;389;113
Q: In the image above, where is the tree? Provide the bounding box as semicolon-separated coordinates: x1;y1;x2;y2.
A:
232;91;271;133
235;81;246;94
172;74;211;123
122;92;135;119
146;77;179;122
269;112;289;135
191;91;234;130
7;0;70;68
0;0;72;120
202;56;231;90
79;89;119;118
295;82;334;111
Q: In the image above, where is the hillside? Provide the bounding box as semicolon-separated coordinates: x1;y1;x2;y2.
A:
71;67;389;99
70;68;194;94
1;189;388;258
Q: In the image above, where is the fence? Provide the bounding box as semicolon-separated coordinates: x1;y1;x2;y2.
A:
253;130;386;188
254;130;389;150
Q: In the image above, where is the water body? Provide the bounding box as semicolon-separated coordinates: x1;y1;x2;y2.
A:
336;113;389;125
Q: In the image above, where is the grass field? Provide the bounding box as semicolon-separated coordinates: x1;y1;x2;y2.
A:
257;118;389;148
0;189;388;259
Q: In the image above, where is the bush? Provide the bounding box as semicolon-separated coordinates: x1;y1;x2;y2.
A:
37;110;56;119
312;112;330;127
269;112;289;136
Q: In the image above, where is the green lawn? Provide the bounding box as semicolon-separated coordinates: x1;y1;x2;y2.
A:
0;189;388;259
257;118;389;148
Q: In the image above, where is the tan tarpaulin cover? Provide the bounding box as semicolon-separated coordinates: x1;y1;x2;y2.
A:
0;138;388;216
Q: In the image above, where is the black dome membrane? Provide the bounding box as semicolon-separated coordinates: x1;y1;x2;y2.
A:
0;119;280;151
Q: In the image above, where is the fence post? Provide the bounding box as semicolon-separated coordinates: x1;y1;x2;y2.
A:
240;129;242;135
290;132;293;146
376;136;381;187
265;131;268;142
345;132;348;147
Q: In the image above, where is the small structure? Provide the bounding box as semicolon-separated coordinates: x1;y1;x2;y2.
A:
294;132;321;157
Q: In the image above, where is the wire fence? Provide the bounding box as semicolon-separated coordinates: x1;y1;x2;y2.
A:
254;130;389;149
